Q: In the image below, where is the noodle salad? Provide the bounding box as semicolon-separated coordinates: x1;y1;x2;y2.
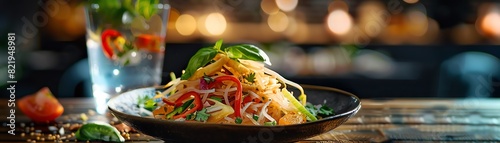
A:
138;40;334;125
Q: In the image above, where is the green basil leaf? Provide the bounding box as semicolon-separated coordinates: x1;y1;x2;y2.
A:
75;122;124;142
214;39;223;51
135;0;159;20
181;48;218;80
225;44;271;65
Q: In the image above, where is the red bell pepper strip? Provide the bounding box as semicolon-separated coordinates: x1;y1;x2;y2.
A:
162;98;176;106
173;91;202;119
208;75;243;118
101;29;123;59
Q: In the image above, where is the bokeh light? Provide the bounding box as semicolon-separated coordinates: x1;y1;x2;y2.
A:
480;11;500;38
406;10;428;37
268;11;289;32
276;0;298;12
204;12;227;36
357;1;386;37
175;14;197;36
326;10;353;35
167;8;180;31
261;0;279;15
286;16;309;43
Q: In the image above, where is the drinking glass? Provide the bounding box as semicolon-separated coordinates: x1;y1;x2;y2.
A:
84;0;170;114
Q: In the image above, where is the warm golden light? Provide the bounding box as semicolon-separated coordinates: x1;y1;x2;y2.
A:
276;0;298;12
175;14;197;36
357;1;386;37
326;10;352;35
481;11;500;38
286;17;309;43
268;12;289;32
261;0;279;15
204;13;227;36
167;8;180;30
406;10;428;37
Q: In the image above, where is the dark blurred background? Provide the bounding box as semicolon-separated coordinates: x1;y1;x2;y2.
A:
1;0;500;98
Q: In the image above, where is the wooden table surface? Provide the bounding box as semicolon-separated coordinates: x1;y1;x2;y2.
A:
2;98;500;142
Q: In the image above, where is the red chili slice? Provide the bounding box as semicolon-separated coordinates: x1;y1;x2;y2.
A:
101;29;124;59
172;91;203;119
208;75;243;118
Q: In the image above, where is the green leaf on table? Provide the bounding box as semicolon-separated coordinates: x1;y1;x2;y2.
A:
75;122;125;142
224;44;271;65
135;0;159;20
181;48;218;80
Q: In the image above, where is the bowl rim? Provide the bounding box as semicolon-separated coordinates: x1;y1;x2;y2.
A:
107;84;361;128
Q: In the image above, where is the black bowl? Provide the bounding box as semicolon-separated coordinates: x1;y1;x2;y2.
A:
108;85;361;143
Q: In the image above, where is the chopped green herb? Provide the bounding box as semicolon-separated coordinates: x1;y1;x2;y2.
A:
318;105;334;116
305;103;318;117
244;73;256;83
209;96;222;102
165;99;194;119
264;121;276;126
235;117;243;124
137;96;156;111
203;74;215;84
186;113;195;120
195;108;210;122
305;103;335;118
143;99;157;111
252;114;259;121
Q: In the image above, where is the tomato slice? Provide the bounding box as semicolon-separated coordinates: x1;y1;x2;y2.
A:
135;34;162;53
18;87;64;122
